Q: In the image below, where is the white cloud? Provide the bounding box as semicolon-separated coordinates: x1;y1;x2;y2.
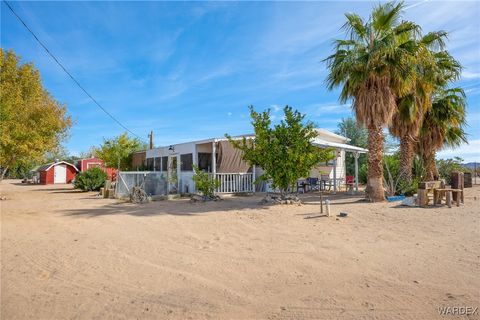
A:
462;71;480;80
270;104;280;112
303;102;351;116
437;139;480;163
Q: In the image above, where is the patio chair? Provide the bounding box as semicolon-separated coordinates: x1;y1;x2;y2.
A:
320;174;331;191
345;175;354;192
307;177;320;192
296;179;308;193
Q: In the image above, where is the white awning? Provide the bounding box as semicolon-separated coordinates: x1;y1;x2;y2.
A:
312;138;368;153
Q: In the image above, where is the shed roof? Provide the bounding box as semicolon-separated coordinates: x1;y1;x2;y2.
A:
37;161;79;172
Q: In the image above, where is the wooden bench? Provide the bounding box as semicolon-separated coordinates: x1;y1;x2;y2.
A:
433;188;463;208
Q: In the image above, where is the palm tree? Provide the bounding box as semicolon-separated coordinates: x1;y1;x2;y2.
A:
325;1;420;201
389;34;461;182
418;87;467;180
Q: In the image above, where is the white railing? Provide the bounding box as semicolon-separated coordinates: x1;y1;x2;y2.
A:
211;173;254;193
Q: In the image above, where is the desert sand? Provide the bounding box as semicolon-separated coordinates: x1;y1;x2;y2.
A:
1;179;479;320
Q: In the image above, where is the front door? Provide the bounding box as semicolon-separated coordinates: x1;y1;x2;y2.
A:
54;165;67;184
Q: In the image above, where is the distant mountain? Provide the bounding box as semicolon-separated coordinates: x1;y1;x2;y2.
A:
463;162;479;170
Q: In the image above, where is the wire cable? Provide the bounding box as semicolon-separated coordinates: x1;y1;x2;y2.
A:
3;0;147;142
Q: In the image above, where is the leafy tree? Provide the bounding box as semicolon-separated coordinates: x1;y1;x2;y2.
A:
192;164;220;198
227;106;333;197
73;167;107;191
4;158;38;179
325;2;421;201
436;157;470;185
0;49;71;179
94;132;144;170
45;145;71;163
335;118;367;176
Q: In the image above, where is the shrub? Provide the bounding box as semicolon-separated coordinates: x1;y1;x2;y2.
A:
74;167;107;191
436;157;470;185
397;178;419;196
192;165;220;198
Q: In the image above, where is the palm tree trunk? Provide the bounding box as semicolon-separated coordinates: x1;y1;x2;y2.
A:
423;152;437;181
366;126;385;202
399;136;414;182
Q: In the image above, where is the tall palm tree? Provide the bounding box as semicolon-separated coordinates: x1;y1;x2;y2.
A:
325;1;419;201
389;35;461;182
418;87;467;180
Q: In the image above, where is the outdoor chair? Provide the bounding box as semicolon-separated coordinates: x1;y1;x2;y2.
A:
296;179;308;193
320;174;331;191
345;175;354;193
307;177;320;191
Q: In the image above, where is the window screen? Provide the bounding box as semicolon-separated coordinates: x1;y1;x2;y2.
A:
198;153;212;171
146;158;154;171
180;153;193;171
161;156;168;171
154;157;161;171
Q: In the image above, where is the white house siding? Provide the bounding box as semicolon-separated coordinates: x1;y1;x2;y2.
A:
143;128;360;194
146;141;199;193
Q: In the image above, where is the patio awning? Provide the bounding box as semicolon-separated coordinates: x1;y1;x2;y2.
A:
312;138;368;153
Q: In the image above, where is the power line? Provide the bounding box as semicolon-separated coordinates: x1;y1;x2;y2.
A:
3;0;147;143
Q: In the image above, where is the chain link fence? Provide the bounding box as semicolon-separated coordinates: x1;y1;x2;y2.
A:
115;171;168;199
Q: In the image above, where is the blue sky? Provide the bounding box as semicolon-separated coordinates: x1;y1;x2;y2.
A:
1;1;479;161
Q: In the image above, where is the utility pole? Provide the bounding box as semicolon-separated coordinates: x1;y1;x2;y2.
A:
148;131;154;149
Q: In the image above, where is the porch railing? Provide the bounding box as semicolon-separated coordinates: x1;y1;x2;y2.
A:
210;173;254;193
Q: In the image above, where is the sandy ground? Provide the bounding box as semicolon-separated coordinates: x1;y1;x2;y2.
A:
1;180;479;320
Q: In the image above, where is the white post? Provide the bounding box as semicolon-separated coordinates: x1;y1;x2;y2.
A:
176;155;181;193
252;165;256;193
212;141;217;193
193;145;198;193
333;152;337;195
153;157;156;172
354;152;359;193
166;156;170;194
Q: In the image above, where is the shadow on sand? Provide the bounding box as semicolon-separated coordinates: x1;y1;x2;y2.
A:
62;195;273;218
61;192;367;218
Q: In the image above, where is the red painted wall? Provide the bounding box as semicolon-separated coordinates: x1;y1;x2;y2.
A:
66;165;77;183
77;158;117;181
39;164;77;185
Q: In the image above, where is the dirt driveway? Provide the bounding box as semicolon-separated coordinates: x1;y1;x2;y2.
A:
1;180;479;319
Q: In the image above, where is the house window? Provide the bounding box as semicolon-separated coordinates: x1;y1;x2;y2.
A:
154;157;161;171
180;154;193;171
197;153;212;171
146;158;154;171
161;156;168;171
87;162;102;169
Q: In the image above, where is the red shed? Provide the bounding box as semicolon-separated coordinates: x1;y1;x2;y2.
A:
77;157;117;181
37;161;78;185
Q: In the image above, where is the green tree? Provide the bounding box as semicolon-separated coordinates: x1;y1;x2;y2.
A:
227;106;333;197
94;132;144;170
436;157;469;185
335;118;367;176
325;1;421;201
0;49;72;179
